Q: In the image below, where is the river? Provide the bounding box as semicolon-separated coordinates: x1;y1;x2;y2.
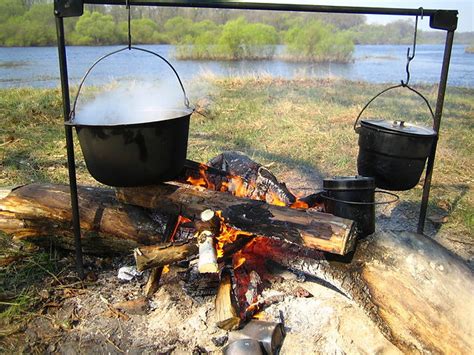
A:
0;44;473;88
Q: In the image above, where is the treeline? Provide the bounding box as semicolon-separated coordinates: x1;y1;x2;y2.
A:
1;0;473;50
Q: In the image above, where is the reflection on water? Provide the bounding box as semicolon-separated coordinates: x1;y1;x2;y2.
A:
0;44;473;88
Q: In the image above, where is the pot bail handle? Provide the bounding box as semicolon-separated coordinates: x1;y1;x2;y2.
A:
353;84;435;132
69;46;191;122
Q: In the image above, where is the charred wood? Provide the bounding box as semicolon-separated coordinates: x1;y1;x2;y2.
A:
116;183;356;255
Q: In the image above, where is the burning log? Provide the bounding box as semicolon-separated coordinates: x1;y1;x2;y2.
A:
215;267;241;331
116;182;356;255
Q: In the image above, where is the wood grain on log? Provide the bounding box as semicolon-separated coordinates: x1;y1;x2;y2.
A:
116;183;356;255
215;268;241;331
0;184;163;254
134;241;198;272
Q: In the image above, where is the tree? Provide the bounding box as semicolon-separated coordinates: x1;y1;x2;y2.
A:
74;11;119;45
285;20;354;62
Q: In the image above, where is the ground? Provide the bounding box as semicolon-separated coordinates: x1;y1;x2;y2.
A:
0;77;472;353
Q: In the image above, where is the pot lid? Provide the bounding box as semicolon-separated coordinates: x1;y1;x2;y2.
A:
323;176;375;190
360;119;436;137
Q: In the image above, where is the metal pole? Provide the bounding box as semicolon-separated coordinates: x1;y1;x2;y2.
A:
55;16;85;279
417;30;455;234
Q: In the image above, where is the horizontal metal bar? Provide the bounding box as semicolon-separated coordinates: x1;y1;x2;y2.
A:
83;0;456;18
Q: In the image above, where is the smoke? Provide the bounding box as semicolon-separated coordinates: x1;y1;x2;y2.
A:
73;80;189;126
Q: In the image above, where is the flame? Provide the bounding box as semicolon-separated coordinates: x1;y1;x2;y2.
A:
252;311;265;319
267;191;287;207
186;163;311;210
290;199;309;209
169;215;192;242
214;211;253;259
233;253;246;269
162;265;170;274
186;163;216;190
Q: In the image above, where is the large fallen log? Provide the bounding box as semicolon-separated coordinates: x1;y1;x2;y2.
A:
1;184;473;353
116;183;356;255
0;184;163;254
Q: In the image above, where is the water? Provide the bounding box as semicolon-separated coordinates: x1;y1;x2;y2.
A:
0;44;473;89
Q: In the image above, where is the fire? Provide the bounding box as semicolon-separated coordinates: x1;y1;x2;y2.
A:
290;199;309;209
170;215;192;242
162;265;170;274
186;163;310;210
233;252;246;269
214;211;253;259
186;163;216;190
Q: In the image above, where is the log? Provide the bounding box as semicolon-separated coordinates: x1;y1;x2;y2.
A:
116;183;356;255
134;241;198;272
215;267;241;331
197;209;220;273
246;234;474;354
0;184;163;254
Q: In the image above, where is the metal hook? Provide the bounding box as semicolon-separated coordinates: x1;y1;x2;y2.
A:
401;8;422;87
126;0;131;50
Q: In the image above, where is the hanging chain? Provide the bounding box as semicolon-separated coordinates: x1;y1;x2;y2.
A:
401;7;423;86
126;0;131;50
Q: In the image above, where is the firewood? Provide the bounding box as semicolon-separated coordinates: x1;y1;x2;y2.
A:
116;182;356;255
197;209;219;273
134;241;198;272
0;184;163;254
215;268;241;331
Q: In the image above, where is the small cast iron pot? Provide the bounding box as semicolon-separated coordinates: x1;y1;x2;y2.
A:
354;84;437;191
67;46;192;187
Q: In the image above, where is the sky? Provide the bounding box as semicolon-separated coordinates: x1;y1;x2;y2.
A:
273;0;473;32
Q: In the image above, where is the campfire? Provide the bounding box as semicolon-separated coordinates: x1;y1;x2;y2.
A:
0;151;472;354
120;152;356;341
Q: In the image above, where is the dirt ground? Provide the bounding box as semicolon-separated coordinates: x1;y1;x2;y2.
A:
1;168;472;354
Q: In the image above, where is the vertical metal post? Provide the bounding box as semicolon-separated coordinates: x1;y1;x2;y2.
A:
417;30;455;234
55;16;85;278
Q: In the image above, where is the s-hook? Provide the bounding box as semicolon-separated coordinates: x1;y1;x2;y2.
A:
401;7;423;87
126;0;131;50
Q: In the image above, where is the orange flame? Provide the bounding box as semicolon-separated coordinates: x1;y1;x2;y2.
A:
162;265;170;274
214;211;252;259
186;163;216;190
186;163;311;210
170;215;192;242
290;199;309;209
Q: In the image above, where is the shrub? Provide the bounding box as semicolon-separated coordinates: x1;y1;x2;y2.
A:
284;20;354;62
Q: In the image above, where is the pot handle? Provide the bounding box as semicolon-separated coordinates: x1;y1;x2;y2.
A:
321;190;399;205
353;83;435;132
69;46;191;121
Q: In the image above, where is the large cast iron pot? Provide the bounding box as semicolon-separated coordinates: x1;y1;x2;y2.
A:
67;47;192;187
354;85;437;191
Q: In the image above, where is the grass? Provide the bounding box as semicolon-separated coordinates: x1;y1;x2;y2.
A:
0;78;473;320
